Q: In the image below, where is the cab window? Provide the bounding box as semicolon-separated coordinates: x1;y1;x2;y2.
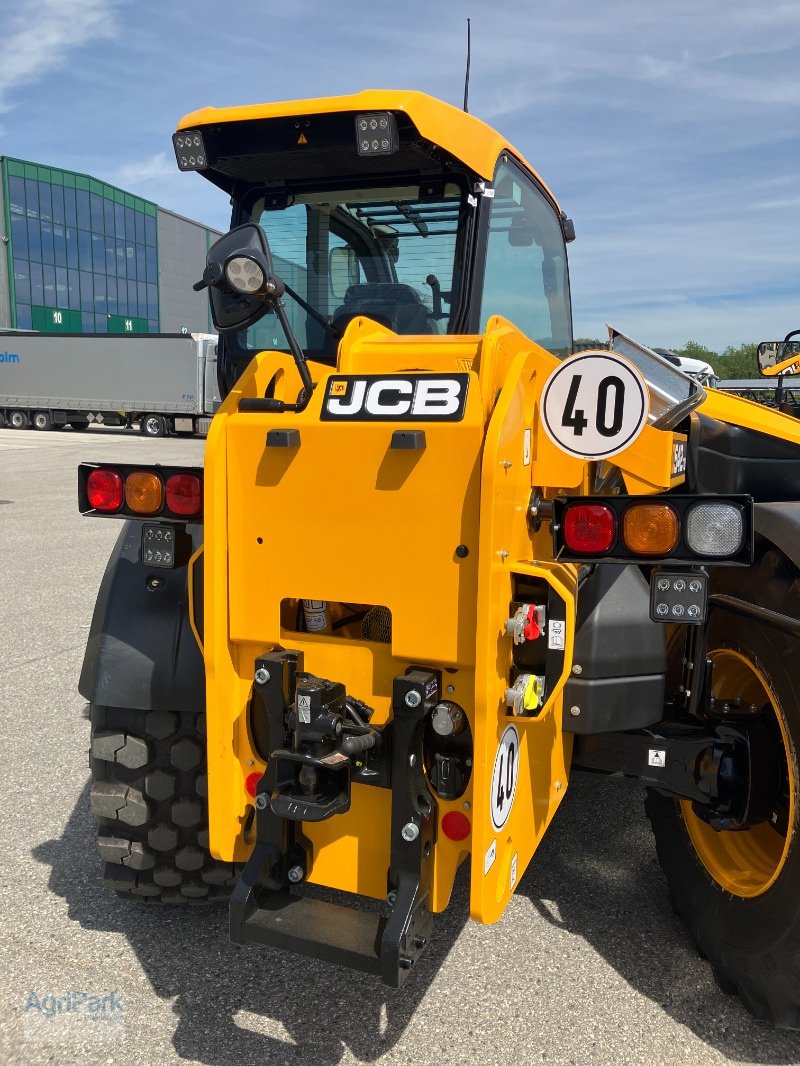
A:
479;158;572;356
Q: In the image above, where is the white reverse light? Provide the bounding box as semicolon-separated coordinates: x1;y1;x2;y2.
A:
685;502;744;556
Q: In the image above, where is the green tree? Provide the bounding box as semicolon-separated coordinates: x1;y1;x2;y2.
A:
716;343;759;380
673;340;719;365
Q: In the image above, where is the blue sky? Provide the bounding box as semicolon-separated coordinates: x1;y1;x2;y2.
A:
2;0;799;351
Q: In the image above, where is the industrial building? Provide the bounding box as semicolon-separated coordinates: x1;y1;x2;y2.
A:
0;157;220;335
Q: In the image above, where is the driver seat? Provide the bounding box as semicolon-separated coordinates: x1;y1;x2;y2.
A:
332;283;438;337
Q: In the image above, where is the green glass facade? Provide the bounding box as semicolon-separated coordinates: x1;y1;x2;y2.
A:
2;158;159;334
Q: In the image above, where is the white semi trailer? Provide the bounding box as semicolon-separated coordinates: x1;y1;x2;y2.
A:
0;331;220;436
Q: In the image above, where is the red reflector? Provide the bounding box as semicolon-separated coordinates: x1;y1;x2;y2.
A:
441;811;471;841
563;504;616;554
245;771;262;798
166;474;203;516
86;468;123;511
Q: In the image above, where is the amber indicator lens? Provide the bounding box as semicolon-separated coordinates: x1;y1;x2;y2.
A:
125;471;163;515
623;504;679;555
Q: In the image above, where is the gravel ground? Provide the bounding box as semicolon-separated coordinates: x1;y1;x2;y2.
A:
1;425;800;1065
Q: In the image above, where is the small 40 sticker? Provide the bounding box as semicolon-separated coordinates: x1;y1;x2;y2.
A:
541;352;649;460
491;725;519;831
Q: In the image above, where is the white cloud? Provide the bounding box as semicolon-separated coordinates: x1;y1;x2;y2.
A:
0;0;121;111
113;152;175;187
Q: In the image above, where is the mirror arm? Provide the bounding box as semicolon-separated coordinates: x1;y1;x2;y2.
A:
268;299;314;413
282;282;342;341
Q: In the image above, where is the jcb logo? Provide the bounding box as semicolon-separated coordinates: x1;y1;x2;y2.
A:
321;374;469;422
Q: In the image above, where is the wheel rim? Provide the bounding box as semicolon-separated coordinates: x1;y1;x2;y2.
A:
682;649;795;898
146;418;161;435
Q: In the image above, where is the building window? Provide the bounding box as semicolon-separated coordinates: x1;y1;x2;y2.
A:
3;159;160;334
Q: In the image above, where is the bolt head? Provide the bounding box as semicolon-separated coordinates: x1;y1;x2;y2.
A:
572;664;583;676
255;794;268;810
569;705;581;717
409;753;417;767
404;690;422;708
401;821;420;842
446;684;455;694
287;865;304;883
254;668;270;686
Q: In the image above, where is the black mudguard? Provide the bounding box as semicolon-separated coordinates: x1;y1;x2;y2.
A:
754;502;800;573
78;519;205;713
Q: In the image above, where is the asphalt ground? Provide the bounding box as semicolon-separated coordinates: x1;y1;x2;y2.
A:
1;425;800;1066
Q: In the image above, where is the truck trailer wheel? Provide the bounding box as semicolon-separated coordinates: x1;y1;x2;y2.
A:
646;555;800;1027
89;705;243;902
140;415;169;438
32;411;52;431
8;410;27;429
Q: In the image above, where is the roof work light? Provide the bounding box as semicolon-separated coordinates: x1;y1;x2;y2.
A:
173;130;207;171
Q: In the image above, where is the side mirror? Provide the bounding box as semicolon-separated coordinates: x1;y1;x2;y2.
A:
329;246;359;302
757;340;800;377
196;223;284;334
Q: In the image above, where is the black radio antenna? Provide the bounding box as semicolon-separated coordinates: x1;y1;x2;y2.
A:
463;18;472;113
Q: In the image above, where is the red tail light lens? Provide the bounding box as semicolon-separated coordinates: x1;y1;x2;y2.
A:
563;504;616;554
86;469;123;511
166;474;203;516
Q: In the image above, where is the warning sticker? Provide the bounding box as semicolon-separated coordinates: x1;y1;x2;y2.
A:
298;694;311;723
484;839;497;875
548;619;565;651
491;725;520;831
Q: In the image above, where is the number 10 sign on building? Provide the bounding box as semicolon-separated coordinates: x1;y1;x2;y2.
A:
540;351;649;461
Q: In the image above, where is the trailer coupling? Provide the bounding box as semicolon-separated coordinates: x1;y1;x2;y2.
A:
573;711;783;831
230;651;445;986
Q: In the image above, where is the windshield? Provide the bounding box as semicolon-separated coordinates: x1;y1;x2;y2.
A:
236;182;465;363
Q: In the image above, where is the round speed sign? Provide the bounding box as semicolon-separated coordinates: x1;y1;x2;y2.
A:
541;352;649;460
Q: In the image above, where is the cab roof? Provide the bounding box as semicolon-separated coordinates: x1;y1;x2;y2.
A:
177;89;560;207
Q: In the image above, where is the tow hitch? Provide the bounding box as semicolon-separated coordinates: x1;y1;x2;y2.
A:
229;651;440;986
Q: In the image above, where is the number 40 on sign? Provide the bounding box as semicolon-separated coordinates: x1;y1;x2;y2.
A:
540;352;649;461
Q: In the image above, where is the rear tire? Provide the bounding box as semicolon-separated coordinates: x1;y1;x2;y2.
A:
8;410;27;429
647;552;800;1028
68;422;89;431
32;411;52;431
89;705;244;902
140;415;168;438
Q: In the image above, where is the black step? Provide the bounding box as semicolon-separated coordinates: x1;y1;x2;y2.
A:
239;891;385;976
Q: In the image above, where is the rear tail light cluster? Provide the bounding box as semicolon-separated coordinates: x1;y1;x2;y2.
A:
553;495;752;564
80;463;203;520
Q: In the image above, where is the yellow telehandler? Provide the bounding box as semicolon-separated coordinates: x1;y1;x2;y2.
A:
79;91;800;1026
